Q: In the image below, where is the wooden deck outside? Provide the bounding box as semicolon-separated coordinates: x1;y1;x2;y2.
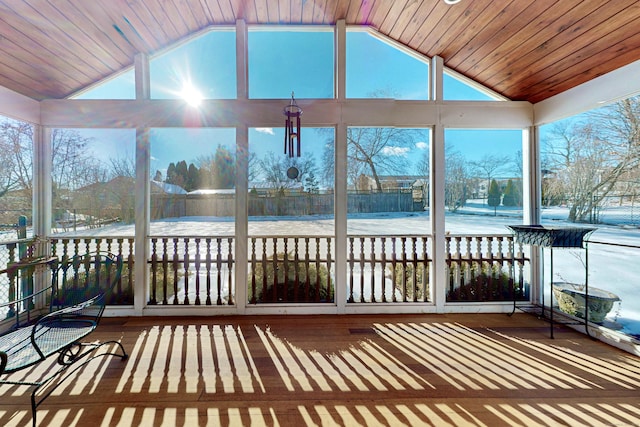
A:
1;313;639;427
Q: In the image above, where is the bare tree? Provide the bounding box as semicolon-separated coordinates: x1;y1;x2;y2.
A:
445;146;470;212
257;151;318;190
416;149;430;179
51;129;101;191
470;154;510;181
469;153;510;204
347;127;425;190
543;96;640;222
0;120;33;196
109;155;136;179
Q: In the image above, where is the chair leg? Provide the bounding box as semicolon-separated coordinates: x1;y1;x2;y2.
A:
29;340;128;426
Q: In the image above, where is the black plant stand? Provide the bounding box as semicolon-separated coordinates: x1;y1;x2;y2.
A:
507;225;596;338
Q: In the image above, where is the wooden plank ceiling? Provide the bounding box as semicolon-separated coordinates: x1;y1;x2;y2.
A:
0;0;639;102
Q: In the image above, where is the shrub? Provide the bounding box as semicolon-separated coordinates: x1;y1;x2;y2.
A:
387;262;430;301
249;253;333;303
446;261;528;302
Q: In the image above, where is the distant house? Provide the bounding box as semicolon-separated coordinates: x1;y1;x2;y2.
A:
77;177;187;196
355;174;425;192
70;177;187;223
248;181;305;195
152;180;187;195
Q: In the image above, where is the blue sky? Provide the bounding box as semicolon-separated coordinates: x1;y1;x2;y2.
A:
75;28;522;179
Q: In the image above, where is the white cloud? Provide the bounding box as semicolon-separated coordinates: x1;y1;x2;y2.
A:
256;128;275;135
415;141;428;150
382;146;410;156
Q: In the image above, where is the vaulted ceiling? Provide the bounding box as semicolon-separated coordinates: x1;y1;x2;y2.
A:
1;0;639;103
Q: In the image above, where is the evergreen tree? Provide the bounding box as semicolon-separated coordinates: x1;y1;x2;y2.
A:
212;145;235;189
502;179;518;207
305;170;319;193
187;163;200;191
166;162;177;184
487;179;502;215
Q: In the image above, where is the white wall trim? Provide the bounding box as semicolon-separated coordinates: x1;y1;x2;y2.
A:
0;85;40;124
39;98;533;129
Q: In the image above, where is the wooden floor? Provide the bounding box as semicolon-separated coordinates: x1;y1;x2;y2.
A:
1;313;640;427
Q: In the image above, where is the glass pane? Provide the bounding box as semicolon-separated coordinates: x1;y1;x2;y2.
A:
540;96;640;337
73;70;136;100
248;127;335;304
248;29;334;99
151;30;237;100
47;128;136;305
0;116;34;241
346;127;431;303
346;31;429;100
444;129;525;303
248;127;334;234
443;72;498;101
149;128;236;235
50;129;136;235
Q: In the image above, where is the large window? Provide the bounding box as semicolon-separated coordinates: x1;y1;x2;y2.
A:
73;70;136;100
248;28;334;99
151;29;237;100
346;127;431;303
149;128;236;235
444;129;523;232
248;127;335;304
443;71;501;101
248;127;334;235
444;129;525;304
346;127;431;233
346;30;429;100
539;95;640;337
49;129;136;235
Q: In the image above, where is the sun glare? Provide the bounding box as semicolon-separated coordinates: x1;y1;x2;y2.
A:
180;82;203;107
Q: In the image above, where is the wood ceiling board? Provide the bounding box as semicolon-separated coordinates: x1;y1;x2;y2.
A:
453;1;557;77
61;0;138;61
419;0;495;59
0;2;108;78
312;0;331;24
110;0;169;49
524;24;640;103
278;0;292;23
376;0;412;36
444;0;520;67
158;0;192;35
0;0;639;102
404;1;449;53
495;2;640;98
266;0;280;23
316;0;336;23
216;0;236;23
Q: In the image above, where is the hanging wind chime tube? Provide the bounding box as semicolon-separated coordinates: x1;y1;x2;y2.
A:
283;92;303;157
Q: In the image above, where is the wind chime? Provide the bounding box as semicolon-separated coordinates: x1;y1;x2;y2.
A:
283;92;303;157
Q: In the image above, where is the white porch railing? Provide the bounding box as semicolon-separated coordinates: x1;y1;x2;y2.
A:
1;234;530;318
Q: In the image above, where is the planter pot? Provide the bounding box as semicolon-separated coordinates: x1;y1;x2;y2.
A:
552;282;620;324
